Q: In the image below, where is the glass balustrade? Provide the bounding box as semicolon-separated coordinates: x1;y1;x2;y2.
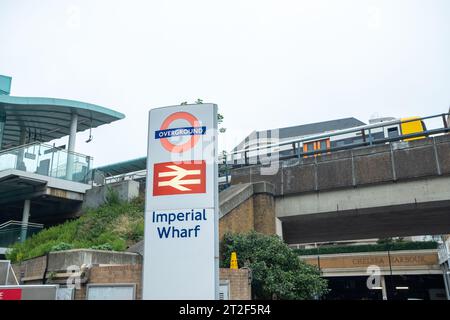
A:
0;223;43;248
0;142;92;184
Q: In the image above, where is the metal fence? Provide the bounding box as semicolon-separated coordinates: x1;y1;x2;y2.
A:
228;113;450;166
0;221;44;248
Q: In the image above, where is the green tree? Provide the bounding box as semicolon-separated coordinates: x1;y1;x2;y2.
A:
221;232;329;300
179;99;226;133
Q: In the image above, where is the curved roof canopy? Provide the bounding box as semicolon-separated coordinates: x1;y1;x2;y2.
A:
0;95;125;149
95;156;147;176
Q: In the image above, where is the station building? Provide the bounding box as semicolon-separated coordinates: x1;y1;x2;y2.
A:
0;74;124;256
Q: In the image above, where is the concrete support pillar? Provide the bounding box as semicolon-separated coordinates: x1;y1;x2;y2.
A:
0;108;5;151
66;113;78;180
275;217;283;239
20;199;31;242
381;276;388;300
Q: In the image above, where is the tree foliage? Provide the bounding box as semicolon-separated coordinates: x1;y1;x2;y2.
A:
179;99;226;133
221;232;329;300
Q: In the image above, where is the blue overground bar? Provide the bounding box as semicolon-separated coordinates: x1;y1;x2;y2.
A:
155;126;206;139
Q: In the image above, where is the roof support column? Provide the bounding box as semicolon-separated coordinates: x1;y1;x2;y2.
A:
0;108;5;151
66;113;78;180
20;199;31;243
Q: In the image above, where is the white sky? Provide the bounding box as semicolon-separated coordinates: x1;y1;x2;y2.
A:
1;0;449;166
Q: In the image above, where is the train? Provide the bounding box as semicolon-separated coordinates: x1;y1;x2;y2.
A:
227;116;430;166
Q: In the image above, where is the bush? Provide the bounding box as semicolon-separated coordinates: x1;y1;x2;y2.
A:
105;187;121;205
221;231;329;300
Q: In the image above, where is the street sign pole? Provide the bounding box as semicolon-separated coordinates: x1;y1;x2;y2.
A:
143;104;219;300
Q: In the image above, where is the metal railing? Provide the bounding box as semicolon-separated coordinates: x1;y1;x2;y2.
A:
438;238;450;264
92;113;449;191
103;169;147;185
0;220;43;248
228;113;450;166
0;142;93;184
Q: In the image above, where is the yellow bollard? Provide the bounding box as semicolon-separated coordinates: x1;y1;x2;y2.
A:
230;252;238;269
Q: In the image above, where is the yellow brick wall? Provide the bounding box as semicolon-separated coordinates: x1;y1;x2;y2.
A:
75;264;142;300
252;194;276;235
219;197;255;239
74;265;251;300
220;268;252;300
219;193;276;239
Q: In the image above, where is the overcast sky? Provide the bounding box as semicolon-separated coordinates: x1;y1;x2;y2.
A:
1;0;449;166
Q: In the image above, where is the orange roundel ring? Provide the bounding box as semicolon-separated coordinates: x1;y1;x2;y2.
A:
159;111;201;153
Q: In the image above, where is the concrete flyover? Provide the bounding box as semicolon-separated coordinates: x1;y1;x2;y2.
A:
230;134;450;244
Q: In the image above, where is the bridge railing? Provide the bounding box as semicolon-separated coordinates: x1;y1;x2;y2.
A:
228;112;450;167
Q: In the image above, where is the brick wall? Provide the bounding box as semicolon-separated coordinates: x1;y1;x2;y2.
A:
219;193;276;239
73;265;251;300
219;197;254;239
75;264;143;300
13;255;47;284
253;194;276;235
220;268;251;300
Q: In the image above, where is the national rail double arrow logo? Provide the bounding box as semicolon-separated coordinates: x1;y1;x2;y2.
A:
153;161;206;196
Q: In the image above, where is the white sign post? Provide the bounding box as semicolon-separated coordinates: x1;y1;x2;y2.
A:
143;104;219;299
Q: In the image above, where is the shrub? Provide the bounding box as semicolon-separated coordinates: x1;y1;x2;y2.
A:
105;187;121;205
221;231;328;299
51;242;74;252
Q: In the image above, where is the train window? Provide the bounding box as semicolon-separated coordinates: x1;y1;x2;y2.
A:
304;142;314;152
319;140;327;150
303;139;330;158
387;127;399;138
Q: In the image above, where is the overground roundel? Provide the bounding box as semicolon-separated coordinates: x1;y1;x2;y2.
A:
157;111;205;153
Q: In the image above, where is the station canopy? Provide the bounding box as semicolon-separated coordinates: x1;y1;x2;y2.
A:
0;95;125;149
95;156;147;177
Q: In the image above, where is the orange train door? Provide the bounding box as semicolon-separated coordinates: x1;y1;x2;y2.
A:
303;138;330;158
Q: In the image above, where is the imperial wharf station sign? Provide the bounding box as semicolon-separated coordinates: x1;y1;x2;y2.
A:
143;104;219;300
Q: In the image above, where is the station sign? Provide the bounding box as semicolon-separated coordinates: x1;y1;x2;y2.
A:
0;288;21;300
143;104;219;300
0;285;58;300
